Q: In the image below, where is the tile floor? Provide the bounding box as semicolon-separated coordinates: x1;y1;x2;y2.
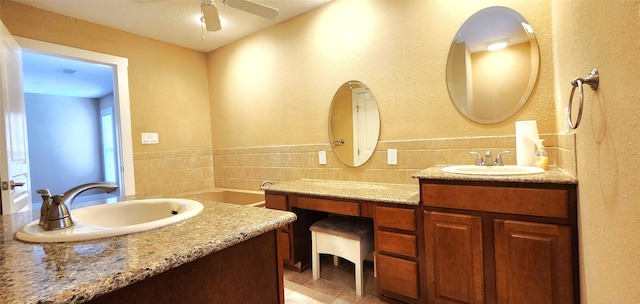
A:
283;255;385;304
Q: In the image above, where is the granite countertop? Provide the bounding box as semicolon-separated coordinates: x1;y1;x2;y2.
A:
261;179;420;206
0;198;296;304
412;166;578;184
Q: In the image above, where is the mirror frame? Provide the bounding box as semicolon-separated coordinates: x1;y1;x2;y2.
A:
446;6;540;124
328;81;380;167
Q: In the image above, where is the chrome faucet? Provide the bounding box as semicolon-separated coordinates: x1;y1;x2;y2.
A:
469;150;511;166
38;182;118;231
494;150;511;166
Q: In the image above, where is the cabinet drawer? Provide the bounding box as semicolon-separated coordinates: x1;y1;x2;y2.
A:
377;230;417;258
422;184;569;218
297;196;360;216
376;206;416;231
265;193;288;210
377;254;419;300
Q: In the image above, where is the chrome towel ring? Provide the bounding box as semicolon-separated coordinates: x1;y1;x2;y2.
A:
568;69;599;129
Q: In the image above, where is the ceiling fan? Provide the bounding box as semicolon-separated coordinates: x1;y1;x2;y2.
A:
201;0;279;31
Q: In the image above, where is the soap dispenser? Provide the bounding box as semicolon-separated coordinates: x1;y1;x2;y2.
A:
534;139;548;170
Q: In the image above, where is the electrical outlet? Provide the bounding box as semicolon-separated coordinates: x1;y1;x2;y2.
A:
318;150;327;165
141;133;159;144
387;148;397;165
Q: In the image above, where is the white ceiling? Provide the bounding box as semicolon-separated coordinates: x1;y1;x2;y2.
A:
22;51;115;98
14;0;331;52
16;0;331;98
455;7;532;54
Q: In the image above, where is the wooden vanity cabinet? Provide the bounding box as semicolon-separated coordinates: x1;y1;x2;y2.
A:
265;194;292;260
89;231;282;304
266;189;425;303
421;180;579;304
265;193;326;271
375;204;424;304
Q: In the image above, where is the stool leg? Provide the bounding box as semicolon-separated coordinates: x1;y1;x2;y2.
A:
312;231;320;280
333;255;339;266
373;252;377;278
355;261;363;296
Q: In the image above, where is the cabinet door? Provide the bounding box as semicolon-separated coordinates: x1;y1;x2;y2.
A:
494;220;573;304
276;227;291;261
425;211;484;304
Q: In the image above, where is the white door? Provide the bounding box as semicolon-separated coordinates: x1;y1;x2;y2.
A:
352;87;380;166
0;21;31;214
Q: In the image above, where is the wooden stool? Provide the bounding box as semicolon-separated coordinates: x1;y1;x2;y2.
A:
310;216;375;296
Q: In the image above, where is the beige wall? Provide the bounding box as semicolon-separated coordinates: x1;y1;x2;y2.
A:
471;42;532;121
0;0;214;195
207;0;555;149
553;1;640;303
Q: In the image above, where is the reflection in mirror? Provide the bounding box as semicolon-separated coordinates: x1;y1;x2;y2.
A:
329;81;380;167
446;6;539;124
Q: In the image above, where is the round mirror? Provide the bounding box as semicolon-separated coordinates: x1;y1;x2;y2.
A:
329;81;380;167
446;6;539;124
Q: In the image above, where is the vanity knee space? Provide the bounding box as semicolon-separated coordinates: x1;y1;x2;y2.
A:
263;180;423;304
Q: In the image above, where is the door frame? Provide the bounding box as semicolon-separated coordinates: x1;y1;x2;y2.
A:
16;37;135;196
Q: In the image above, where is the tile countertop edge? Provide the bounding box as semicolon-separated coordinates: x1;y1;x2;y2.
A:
261;179;421;206
0;201;296;304
412;166;578;184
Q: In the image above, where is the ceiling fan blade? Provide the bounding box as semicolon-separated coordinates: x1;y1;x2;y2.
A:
224;0;278;20
202;3;222;31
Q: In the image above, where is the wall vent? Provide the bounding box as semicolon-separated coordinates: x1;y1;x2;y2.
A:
59;68;77;74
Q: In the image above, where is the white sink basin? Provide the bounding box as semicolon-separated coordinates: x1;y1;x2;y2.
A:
16;198;204;243
442;165;545;176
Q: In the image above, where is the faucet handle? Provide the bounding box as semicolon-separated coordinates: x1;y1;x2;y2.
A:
469;151;484;166
36;189;52;199
495;150;511;166
51;194;65;204
37;191;73;230
37;189;53;227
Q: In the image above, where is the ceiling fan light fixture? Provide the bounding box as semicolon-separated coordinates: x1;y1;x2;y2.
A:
201;1;222;31
223;0;278;19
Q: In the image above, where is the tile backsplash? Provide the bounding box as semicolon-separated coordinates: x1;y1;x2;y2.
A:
212;134;577;191
134;149;214;196
131;135;575;194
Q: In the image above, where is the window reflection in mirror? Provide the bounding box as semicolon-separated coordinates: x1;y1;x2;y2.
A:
446;6;540;124
329;81;380;167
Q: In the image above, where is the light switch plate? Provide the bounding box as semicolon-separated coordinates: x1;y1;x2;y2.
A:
318;150;327;165
141;133;159;144
387;148;398;165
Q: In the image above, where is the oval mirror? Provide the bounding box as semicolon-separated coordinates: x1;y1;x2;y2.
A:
329;81;380;167
446;6;539;124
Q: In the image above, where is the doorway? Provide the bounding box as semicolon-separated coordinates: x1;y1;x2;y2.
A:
23;51;120;206
17;37;135;210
